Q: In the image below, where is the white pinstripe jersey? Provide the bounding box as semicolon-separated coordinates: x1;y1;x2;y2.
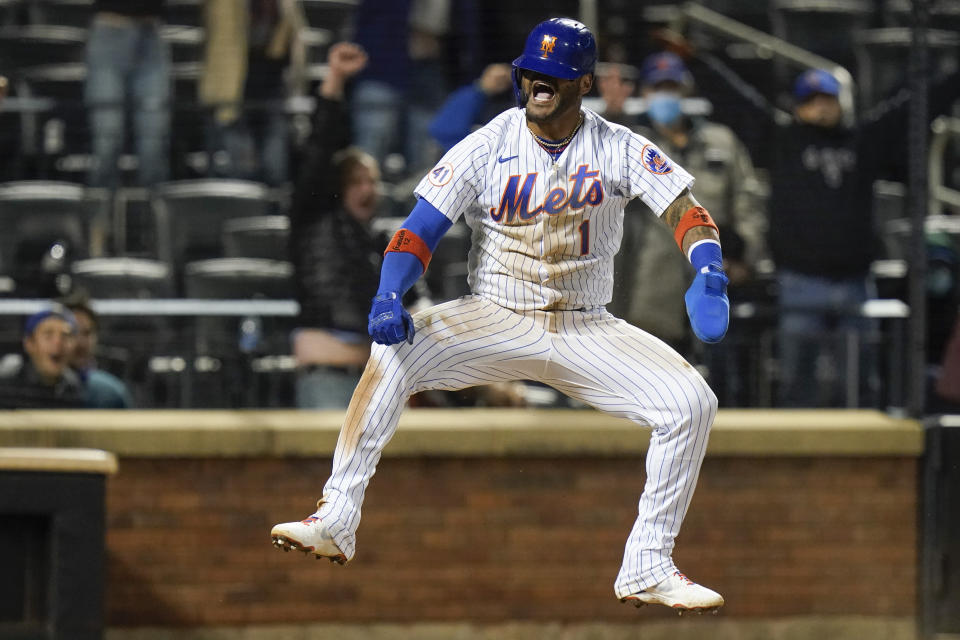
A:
414;107;695;312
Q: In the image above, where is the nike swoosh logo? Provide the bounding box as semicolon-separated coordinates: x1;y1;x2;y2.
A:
498;155;519;163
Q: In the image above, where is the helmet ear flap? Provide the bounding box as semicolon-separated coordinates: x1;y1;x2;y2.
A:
512;66;527;108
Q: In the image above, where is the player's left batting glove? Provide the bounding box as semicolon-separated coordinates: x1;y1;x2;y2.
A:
684;263;730;344
368;292;415;346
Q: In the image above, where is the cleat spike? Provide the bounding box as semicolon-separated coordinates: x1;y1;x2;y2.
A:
271;514;346;563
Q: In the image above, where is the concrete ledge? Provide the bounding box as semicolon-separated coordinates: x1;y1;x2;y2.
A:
105;617;917;640
0;447;118;474
0;409;922;458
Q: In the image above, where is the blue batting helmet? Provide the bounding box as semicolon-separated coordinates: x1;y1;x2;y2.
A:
512;17;597;106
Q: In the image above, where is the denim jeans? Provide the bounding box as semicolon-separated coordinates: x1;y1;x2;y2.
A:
207;104;289;187
84;17;171;189
351;80;403;168
351;61;446;171
776;269;877;407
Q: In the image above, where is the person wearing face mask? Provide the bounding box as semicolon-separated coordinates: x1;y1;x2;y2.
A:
289;43;392;409
635;52;767;276
602;53;764;365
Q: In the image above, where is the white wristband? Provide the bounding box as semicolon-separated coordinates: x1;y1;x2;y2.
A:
686;238;721;262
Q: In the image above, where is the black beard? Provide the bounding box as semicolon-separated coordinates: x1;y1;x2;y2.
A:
524;87;578;126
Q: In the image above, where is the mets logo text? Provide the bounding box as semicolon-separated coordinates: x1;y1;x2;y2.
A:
641;144;673;175
540;35;557;54
488;164;604;223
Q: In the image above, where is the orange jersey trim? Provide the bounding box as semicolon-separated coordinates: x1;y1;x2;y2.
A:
674;206;719;249
384;228;432;271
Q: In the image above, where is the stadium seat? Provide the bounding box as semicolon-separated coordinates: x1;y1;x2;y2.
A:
854;28;960;109
0;180;101;275
0;0;17;26
0;24;86;69
182;257;295;405
300;0;357;35
19;62;88;176
165;0;202;28
884;0;960;31
222;215;290;261
182;257;294;353
871;180;907;260
169;60;207;180
70;257;175;299
150;179;276;269
27;0;95;28
69;256;180;402
183;257;293;300
160;24;204;65
68;257;175;334
770;0;872;80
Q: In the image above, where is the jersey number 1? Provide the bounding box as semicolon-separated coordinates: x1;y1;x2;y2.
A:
578;220;590;256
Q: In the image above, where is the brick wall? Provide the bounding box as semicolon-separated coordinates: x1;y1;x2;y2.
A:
105;455;917;626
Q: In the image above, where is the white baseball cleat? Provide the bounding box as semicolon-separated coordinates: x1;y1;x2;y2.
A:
270;513;347;564
621;571;724;614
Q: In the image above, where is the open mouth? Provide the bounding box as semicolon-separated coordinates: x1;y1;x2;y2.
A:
531;80;556;104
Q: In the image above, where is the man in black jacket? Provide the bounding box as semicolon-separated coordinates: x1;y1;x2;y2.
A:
289;42;385;409
771;67;958;407
770;70;877;407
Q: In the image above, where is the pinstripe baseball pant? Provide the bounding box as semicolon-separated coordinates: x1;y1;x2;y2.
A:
317;294;717;596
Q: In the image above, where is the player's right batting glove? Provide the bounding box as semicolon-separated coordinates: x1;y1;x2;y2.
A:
368;292;415;346
684;263;730;344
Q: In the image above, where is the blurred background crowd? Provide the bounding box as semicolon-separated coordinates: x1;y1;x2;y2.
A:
0;0;957;412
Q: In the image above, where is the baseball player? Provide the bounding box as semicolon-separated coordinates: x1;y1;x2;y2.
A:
272;18;729;613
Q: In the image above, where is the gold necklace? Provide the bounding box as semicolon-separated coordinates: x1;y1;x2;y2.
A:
529;112;584;151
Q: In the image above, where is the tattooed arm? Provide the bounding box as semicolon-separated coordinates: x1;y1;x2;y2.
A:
660;188;721;256
661;187;729;343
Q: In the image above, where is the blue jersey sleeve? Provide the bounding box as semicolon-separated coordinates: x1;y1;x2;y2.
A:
376;199;453;295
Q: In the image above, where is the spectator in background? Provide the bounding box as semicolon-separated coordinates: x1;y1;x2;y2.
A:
85;0;170;189
64;297;133;408
770;70;886;407
289;42;384;409
771;71;863;406
428;62;513;152
0;307;85;408
634;53;766;273
694;58;959;407
593;61;638;129
600;54;764;356
200;0;306;187
351;0;480;174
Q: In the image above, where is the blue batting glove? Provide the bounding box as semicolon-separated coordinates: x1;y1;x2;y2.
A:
684;263;730;344
368;292;415;345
